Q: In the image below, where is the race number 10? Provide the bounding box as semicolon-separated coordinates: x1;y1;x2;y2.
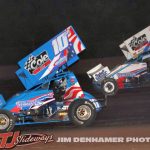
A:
52;32;69;55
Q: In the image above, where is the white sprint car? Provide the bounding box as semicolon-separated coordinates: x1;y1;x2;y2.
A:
87;26;150;96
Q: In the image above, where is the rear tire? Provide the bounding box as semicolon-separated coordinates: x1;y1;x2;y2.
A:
68;99;97;127
101;78;118;96
0;110;15;133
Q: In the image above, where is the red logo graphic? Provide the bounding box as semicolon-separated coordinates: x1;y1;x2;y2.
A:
25;51;51;75
0;131;54;149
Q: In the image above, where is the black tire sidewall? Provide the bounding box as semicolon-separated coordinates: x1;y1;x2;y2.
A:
101;78;118;96
0;110;15;133
68;99;97;127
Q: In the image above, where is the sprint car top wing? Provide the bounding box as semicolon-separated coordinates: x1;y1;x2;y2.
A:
16;26;85;90
120;26;150;60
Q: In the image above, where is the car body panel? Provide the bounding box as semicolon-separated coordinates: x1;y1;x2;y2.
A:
16;26;86;90
0;26;102;128
87;26;150;93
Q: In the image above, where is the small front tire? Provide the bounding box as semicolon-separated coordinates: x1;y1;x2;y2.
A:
101;78;118;96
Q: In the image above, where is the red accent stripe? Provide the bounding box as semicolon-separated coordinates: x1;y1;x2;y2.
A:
146;43;150;46
66;89;82;99
33;60;51;75
71;36;77;43
70;90;82;99
68;27;75;39
11;107;21;113
80;94;84;98
64;49;68;56
64;87;81;97
135;41;148;51
77;42;82;52
117;77;125;89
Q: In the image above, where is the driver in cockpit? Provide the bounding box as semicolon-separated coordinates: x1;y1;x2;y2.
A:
51;77;67;102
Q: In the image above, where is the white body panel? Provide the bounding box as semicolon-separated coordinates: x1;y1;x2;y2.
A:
120;26;150;60
87;64;110;81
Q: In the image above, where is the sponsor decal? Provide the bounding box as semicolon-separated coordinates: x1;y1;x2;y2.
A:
16;100;43;108
25;51;51;75
70;77;75;83
16;93;54;108
95;70;108;81
129;34;148;51
39;49;68;79
117;67;147;77
0;131;54;149
52;26;85;56
117;72;135;78
52;31;69;55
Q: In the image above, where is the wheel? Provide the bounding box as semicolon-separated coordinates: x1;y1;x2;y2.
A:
68;99;97;127
0;110;15;133
101;78;118;96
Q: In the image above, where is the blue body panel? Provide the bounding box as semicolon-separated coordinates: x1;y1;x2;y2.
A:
83;91;102;112
3;89;53;112
0;95;6;108
16;26;86;90
2;71;101;126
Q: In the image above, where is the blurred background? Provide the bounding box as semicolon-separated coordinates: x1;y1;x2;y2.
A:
0;0;149;64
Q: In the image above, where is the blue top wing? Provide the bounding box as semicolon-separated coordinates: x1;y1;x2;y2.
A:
16;26;86;90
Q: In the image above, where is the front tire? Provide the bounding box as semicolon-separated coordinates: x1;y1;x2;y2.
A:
101;78;118;96
0;110;15;133
68;99;97;127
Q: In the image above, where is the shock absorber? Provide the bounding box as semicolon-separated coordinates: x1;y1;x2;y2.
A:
46;106;52;117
